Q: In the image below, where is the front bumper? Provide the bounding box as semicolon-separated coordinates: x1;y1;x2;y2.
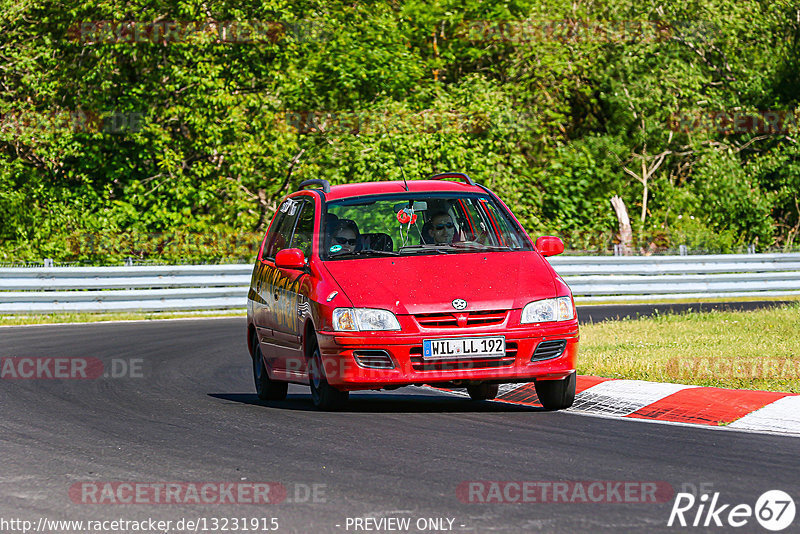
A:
316;321;578;391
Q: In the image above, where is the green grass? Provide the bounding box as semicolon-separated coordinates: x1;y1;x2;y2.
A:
578;303;800;393
0;310;245;326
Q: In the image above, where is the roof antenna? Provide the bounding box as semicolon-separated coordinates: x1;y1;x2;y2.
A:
384;125;410;192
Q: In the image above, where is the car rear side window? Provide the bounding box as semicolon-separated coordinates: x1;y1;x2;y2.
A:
291;199;315;258
263;199;301;260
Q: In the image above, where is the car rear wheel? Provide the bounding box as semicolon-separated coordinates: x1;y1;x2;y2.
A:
308;342;349;411
467;383;499;400
534;372;576;410
253;342;288;401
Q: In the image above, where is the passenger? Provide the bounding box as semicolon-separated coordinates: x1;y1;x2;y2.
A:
425;211;456;245
331;219;360;254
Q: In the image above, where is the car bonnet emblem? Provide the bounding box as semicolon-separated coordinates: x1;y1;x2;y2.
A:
452;299;467;310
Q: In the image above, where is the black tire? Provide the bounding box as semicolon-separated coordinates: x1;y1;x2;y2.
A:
466;383;499;400
308;342;349;410
252;342;288;401
534;372;576;410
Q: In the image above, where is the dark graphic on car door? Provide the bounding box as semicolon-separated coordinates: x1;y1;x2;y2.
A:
254;197;314;379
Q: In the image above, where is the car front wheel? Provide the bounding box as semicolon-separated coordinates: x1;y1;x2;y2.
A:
308;341;349;410
253;342;288;401
534;373;576;410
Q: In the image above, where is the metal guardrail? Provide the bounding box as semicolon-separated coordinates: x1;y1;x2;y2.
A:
1;253;799;313
0;265;252;313
550;253;800;302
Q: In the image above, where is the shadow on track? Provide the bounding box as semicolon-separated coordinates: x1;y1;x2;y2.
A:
208;391;542;413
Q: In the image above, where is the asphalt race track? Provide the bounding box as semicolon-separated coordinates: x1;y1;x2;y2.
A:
2;318;800;533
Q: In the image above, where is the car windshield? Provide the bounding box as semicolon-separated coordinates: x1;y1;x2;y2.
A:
322;192;532;260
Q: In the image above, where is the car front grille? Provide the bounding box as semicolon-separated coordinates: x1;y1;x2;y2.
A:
409;342;517;371
531;340;567;361
414;310;508;328
354;350;395;369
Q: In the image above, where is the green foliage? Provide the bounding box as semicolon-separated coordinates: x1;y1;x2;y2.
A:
1;0;799;262
689;147;775;246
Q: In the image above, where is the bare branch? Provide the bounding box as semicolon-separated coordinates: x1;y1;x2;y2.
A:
279;148;306;195
734;135;771;153
224;176;260;201
622;165;642;182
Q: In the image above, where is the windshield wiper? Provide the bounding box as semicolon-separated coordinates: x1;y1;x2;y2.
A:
331;249;400;258
448;241;514;251
398;244;455;254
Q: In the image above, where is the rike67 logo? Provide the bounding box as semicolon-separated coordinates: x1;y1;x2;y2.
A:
668;490;796;531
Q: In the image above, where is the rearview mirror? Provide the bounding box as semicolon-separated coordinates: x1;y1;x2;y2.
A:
275;248;306;269
392;201;428;212
535;236;564;257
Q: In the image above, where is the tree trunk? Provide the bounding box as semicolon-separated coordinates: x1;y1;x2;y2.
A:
640;158;648;223
611;195;633;256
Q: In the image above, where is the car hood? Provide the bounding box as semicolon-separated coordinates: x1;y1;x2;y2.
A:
322;251;558;315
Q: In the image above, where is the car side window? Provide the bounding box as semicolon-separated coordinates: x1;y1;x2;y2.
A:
457;200;488;240
291;199;315;258
480;199;524;248
263;199;301;260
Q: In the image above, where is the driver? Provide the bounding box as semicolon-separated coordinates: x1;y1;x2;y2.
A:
426;211;455;244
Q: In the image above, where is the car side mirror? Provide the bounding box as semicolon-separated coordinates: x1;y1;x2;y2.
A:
535;236;564;257
275;248;306;269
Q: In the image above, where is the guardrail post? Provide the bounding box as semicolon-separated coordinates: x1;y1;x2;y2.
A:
124;257;133;266
613;244;622;256
679;245;688;256
43;258;54;268
747;243;756;254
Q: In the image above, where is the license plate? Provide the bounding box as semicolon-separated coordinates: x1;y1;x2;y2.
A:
422;336;506;360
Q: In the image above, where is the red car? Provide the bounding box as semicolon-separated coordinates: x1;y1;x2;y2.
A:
246;173;578;410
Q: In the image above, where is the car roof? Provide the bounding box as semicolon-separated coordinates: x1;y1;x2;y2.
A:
319;180;486;201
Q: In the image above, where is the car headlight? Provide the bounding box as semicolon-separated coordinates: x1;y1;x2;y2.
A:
521;297;575;323
332;308;401;331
